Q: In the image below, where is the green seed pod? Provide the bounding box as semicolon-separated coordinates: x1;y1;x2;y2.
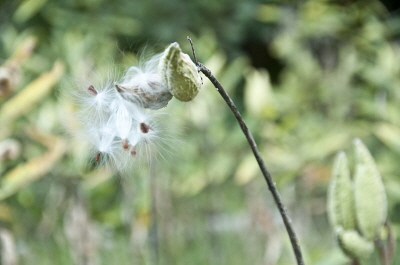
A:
159;42;202;102
327;152;356;231
338;230;374;260
353;138;387;240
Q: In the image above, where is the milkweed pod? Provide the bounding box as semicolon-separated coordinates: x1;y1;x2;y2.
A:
115;81;172;110
338;230;374;260
327;152;356;231
353;138;387;240
159;42;202;102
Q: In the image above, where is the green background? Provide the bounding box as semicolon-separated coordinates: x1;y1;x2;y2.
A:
0;0;400;264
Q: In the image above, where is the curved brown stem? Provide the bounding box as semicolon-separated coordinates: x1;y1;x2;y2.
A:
187;37;305;265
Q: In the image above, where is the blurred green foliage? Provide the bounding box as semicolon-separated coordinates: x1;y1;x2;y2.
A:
1;0;400;264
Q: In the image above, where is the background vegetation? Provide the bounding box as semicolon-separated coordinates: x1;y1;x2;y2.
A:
0;0;400;264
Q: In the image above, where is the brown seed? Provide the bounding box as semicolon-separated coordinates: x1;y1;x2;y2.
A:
140;122;154;134
115;81;172;110
130;146;137;158
121;139;130;151
88;85;98;96
114;83;124;92
95;152;101;162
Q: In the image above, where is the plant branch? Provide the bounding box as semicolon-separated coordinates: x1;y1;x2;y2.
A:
187;37;305;265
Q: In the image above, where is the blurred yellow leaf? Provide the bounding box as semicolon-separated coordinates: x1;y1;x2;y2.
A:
0;37;37;98
234;154;258;185
0;135;66;201
0;61;64;128
13;0;48;23
244;68;275;118
374;122;400;153
7;36;37;66
302;131;351;161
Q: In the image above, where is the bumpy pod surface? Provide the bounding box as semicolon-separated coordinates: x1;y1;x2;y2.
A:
338;230;374;260
327;152;356;231
159;42;202;102
353;139;387;240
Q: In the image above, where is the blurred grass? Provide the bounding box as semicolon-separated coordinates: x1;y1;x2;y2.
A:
1;0;400;264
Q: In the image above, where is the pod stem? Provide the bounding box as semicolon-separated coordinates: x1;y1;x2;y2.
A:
187;36;305;265
375;239;390;265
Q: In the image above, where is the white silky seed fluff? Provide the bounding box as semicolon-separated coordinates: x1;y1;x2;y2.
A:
68;50;177;171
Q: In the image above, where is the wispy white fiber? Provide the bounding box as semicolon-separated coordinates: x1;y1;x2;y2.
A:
67;52;177;172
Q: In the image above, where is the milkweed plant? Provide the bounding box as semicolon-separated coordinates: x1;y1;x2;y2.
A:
327;139;395;265
67;39;306;265
67;42;202;170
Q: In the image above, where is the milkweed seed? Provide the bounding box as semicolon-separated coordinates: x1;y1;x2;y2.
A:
130;146;137;157
122;139;130;151
88;85;98;96
140;122;154;134
95;152;101;162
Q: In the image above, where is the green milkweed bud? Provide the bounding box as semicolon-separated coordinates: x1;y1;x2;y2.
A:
353;138;387;241
327;152;356;231
338;230;374;260
159;42;202;102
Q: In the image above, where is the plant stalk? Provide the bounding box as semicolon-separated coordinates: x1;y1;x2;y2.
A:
375;239;390;265
187;37;305;265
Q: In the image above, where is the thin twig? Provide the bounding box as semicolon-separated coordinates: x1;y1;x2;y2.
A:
187;37;199;65
187;37;305;265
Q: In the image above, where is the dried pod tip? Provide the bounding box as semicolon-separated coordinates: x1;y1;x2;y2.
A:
140;122;153;134
87;85;98;96
121;139;130;151
95;152;101;162
130;146;137;158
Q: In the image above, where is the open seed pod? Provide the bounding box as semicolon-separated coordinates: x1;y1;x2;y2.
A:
159;42;202;102
115;80;172;110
